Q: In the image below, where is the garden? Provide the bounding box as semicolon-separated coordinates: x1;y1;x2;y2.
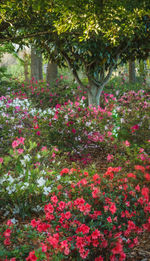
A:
0;0;150;260
0;73;150;261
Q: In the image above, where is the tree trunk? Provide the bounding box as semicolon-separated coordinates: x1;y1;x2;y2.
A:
87;84;103;107
46;61;58;84
23;52;29;82
129;60;136;83
24;60;29;82
31;46;43;81
38;52;43;80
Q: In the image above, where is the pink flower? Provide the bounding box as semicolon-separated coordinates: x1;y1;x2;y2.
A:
41;146;47;151
107;154;114;162
76;224;90;234
3;228;11;237
0;157;3;164
12;140;19;149
41;243;47;252
64;247;70;255
51;195;58;204
19;137;25;145
91;229;101;239
145;173;150;181
17;148;24;154
4;238;11;245
124;140;130;147
58;201;66;211
109;203;117;214
26;250;37;261
60;168;69;175
45;203;54;213
72;128;76;134
31;219;38;228
107;216;112;223
131;124;139;133
36;131;41;136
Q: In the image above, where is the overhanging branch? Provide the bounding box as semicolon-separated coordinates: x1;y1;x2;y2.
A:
61;50;87;91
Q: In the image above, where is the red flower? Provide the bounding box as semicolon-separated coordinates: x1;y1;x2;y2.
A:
134;165;145;172
145;173;150;181
44;203;54;213
76;224;90;234
60;168;69;175
95;256;104;261
109;203;117;214
4;238;11;246
72;128;76;134
131;124;139;133
112;241;123;254
141;187;149;201
51;195;58;204
26;251;37;261
91;229;101;239
31;219;38;228
58;201;66;211
107;216;112;223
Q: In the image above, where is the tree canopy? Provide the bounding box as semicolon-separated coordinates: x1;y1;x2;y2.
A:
0;0;150;105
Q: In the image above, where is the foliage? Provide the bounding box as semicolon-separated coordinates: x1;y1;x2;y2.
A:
0;1;150;105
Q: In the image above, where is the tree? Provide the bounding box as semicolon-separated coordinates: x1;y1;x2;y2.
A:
129;60;136;83
31;46;43;81
46;61;58;85
0;0;150;105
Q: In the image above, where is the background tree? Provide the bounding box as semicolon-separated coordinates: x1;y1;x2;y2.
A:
129;60;136;83
31;46;43;81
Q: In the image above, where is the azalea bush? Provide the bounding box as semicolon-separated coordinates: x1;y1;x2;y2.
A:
0;137;65;218
1;164;150;260
10;76;85;109
113;90;150;147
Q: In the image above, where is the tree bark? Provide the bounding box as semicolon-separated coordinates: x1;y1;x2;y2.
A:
38;52;43;80
31;46;43;81
46;61;58;84
139;60;147;81
129;60;136;83
87;83;103;107
23;52;29;82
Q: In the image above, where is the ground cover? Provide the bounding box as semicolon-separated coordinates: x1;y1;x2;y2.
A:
0;76;150;260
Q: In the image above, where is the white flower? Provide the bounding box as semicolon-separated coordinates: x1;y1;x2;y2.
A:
37;177;46;187
37;154;41;159
43;186;52;195
23;154;31;162
7;175;14;184
20;160;26;167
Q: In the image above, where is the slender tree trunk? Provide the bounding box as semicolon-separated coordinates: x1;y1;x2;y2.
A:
31;46;43;81
46;61;58;84
23;52;29;82
38;52;43;80
24;60;29;82
87;83;103;107
129;60;136;83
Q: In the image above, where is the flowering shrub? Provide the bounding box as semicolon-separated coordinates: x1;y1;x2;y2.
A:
0;137;64;217
1;164;149;260
112;90;150;146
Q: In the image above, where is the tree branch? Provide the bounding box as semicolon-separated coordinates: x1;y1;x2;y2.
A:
0;30;53;43
61;50;87;91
